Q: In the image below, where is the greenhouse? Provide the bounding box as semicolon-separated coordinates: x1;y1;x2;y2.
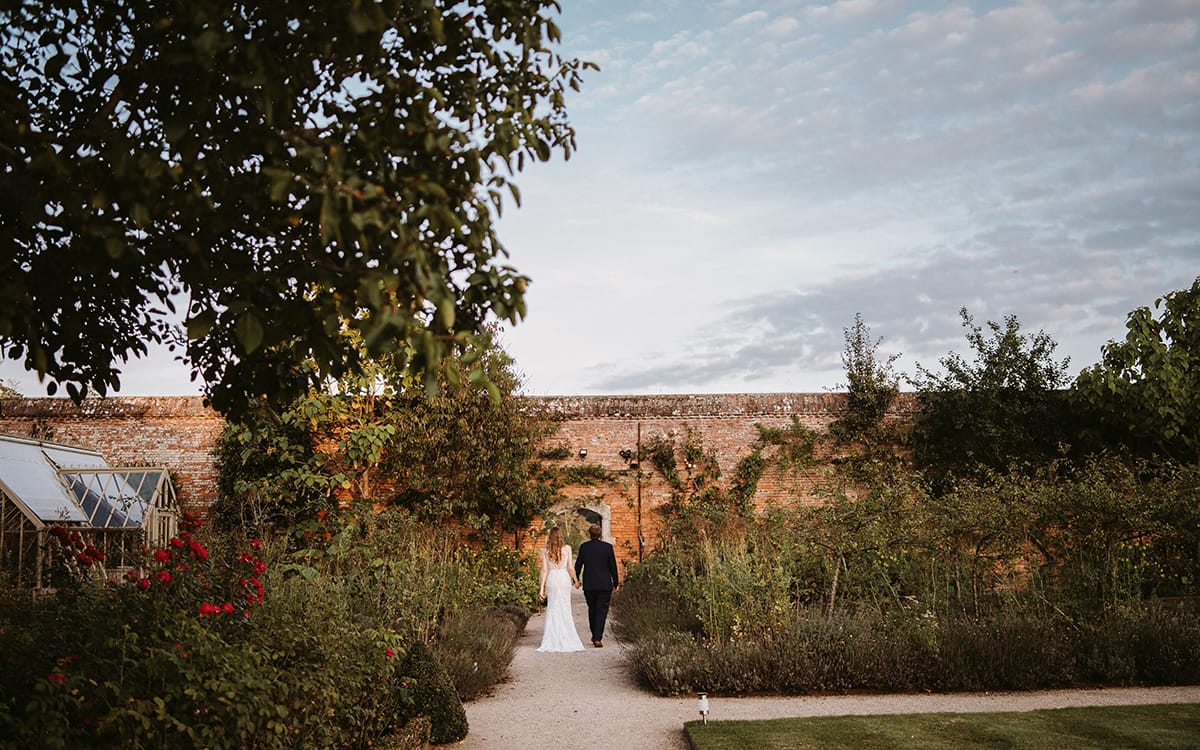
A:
0;433;178;587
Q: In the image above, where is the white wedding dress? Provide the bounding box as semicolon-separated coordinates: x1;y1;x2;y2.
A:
536;546;586;652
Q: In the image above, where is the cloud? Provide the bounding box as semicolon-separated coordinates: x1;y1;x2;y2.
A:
587;236;1196;393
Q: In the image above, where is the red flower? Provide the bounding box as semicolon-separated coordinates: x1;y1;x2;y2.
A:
222;602;234;614
153;549;171;563
187;540;208;562
385;648;395;658
76;554;93;566
137;578;151;591
249;539;262;550
198;602;221;617
169;537;184;549
182;512;201;531
155;570;171;583
85;545;105;562
48;673;67;685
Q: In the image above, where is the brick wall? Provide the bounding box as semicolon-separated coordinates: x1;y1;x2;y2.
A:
0;393;916;568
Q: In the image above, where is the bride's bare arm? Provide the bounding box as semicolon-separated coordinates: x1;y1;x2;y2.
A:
538;550;548;598
567;547;581;587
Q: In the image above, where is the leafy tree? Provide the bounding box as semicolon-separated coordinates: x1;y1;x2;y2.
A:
381;336;555;543
0;0;591;417
214;331;554;543
830;313;901;440
909;308;1071;487
1072;277;1200;466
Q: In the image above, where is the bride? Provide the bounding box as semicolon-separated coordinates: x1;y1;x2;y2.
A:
536;527;586;652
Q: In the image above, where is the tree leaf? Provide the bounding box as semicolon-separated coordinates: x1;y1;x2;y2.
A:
235;313;265;354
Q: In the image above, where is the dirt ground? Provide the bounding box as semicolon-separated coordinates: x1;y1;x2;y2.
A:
452;588;1200;749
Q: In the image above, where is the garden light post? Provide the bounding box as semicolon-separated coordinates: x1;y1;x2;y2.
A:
698;692;709;724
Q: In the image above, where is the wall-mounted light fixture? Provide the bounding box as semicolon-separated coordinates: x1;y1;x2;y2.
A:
618;448;639;469
578;448;588;459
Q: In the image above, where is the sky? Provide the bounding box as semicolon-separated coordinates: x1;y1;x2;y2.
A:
3;0;1197;398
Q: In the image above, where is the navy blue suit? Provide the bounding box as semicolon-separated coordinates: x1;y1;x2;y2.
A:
574;538;619;643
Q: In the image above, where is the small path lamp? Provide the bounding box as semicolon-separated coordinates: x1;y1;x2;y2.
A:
698;692;709;725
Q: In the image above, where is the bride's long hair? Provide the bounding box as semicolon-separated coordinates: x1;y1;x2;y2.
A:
545;527;565;565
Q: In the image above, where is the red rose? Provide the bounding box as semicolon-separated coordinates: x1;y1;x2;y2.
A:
48;673;67;685
187;540;208;562
250;539;262;550
137;578;150;591
170;537;184;549
385;648;395;658
155;570;171;583
222;602;234;614
153;549;170;563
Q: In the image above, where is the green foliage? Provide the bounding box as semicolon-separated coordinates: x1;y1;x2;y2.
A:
433;607;528;701
625;604;1200;697
1073;276;1200;466
0;509;533;748
641;433;683;489
831;313;901;438
0;520;409;749
396;641;468;746
211;407;338;534
380;341;556;539
616;455;1200;696
557;463;615;486
214;333;556;540
538;444;573;460
909;308;1071;488
0;0;593;417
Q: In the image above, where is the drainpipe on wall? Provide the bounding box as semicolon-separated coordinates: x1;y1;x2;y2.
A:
636;422;644;563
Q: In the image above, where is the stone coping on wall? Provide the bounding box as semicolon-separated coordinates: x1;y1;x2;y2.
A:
0;392;920;420
0;396;213;419
529;392;919;419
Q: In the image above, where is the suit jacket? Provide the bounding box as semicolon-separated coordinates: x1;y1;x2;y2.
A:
575;538;619;591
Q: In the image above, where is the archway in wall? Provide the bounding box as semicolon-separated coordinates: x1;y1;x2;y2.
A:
547;498;611;550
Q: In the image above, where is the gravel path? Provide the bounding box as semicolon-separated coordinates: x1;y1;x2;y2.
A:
453;588;1200;749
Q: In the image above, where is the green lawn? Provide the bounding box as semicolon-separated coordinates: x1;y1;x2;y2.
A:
685;703;1200;750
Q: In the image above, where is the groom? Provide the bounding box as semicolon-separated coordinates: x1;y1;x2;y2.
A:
574;524;620;648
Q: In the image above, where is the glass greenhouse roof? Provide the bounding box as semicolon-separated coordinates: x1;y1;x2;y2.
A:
0;435;102;524
0;434;173;529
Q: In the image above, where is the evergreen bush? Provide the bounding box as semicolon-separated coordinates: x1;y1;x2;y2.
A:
397;641;468;745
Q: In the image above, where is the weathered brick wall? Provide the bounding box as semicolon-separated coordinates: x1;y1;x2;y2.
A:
531;393;918;566
0;393;916;568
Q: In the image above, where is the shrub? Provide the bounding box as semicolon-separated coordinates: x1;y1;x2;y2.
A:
434;607;527;701
934;617;1077;691
0;519;410;750
396;641;468;745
